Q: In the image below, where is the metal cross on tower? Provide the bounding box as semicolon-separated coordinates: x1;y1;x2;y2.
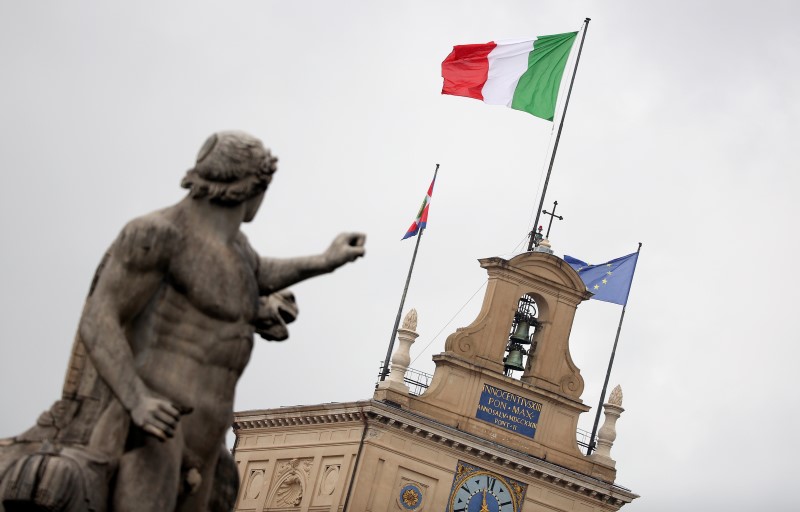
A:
541;200;564;239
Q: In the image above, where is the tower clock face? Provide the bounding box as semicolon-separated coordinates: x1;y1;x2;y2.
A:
450;472;514;512
447;463;525;512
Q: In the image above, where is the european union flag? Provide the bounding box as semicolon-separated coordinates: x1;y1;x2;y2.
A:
564;252;639;306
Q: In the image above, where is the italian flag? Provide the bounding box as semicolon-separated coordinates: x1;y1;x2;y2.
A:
441;32;578;121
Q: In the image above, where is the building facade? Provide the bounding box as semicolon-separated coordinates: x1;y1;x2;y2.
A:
232;250;638;511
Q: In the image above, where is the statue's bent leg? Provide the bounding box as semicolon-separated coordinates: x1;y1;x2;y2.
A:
176;443;237;512
207;444;239;512
113;429;183;512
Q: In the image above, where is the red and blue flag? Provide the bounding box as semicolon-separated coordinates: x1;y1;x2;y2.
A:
402;175;436;240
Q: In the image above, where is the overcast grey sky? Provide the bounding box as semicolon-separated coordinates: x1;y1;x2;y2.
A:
1;1;799;510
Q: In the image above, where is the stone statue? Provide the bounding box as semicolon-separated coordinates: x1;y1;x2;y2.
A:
0;131;366;511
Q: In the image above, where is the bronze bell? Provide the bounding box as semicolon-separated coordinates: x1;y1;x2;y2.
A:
503;345;526;372
509;320;531;345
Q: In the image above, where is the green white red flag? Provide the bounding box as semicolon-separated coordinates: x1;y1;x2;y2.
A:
441;32;578;121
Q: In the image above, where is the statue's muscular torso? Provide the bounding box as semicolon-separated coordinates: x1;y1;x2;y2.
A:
117;208;261;458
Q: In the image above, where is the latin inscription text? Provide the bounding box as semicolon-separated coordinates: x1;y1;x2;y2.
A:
475;384;542;438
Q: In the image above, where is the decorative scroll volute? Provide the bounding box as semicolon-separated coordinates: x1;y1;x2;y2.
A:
443;276;517;370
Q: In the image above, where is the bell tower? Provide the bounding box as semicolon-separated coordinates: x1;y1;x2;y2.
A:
375;249;616;481
232;246;638;511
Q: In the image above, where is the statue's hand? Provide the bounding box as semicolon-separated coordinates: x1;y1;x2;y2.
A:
130;395;185;441
255;290;298;341
324;232;366;270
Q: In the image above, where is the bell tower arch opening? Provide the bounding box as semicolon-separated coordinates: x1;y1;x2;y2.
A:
503;294;540;378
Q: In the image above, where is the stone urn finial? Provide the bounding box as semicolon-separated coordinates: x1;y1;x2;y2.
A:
402;309;418;331
376;308;420;397
608;384;623;406
592;384;625;468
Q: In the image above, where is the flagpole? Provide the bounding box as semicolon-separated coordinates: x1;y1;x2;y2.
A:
380;164;439;382
527;18;591;251
586;242;642;455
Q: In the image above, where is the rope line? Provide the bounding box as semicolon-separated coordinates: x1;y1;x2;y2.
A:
524;20;584;237
408;234;530;365
409;280;487;366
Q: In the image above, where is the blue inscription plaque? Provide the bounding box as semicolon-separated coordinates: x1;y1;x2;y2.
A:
475;383;543;438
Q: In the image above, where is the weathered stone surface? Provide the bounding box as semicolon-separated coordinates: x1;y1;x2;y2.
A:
0;131;365;512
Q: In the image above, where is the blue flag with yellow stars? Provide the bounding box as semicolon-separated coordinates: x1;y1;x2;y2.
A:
563;252;639;306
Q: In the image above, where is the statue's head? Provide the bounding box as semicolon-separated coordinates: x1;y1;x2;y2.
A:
181;131;277;205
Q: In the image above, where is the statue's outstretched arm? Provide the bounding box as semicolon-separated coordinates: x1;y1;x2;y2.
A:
78;216;181;441
257;232;366;294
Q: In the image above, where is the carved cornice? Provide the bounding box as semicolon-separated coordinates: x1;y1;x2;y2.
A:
234;410;365;430
479;253;590;304
232;400;637;508
487;267;586;306
429;353;589;413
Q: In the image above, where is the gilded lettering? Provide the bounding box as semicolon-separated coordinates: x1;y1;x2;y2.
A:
477;384;542;437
